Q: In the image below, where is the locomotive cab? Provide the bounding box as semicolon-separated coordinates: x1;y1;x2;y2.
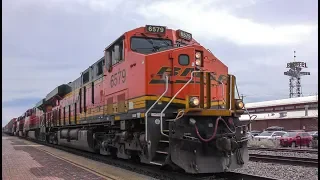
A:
103;25;248;173
23;108;40;139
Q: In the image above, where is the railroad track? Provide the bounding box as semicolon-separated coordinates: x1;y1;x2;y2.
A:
7;135;277;180
215;172;277;180
249;154;318;167
248;147;318;154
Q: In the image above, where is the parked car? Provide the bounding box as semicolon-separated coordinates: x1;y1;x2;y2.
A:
246;132;253;139
254;131;287;140
312;132;318;141
246;132;255;139
250;130;262;136
280;132;313;147
308;131;318;136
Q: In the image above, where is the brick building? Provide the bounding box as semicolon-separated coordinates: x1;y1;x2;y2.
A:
240;95;318;131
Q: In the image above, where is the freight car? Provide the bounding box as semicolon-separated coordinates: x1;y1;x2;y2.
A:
5;25;250;174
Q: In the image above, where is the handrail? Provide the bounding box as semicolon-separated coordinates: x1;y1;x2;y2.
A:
219;80;226;106
145;75;169;142
160;71;211;137
229;75;232;110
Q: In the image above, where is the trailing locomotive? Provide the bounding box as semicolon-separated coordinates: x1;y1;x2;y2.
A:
3;118;16;135
4;25;250;174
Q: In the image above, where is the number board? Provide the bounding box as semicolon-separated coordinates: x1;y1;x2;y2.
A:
177;30;192;41
145;25;166;34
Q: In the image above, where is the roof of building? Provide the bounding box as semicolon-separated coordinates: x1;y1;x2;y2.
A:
244;95;318;109
240;109;318;121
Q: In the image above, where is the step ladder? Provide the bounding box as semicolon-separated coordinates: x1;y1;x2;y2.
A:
149;119;172;166
146;71;202;166
149;71;203;166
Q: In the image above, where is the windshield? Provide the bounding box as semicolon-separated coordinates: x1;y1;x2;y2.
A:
283;132;298;137
259;131;273;136
131;37;173;54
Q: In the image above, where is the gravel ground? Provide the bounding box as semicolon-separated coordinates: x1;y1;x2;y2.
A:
231;161;318;180
249;150;318;159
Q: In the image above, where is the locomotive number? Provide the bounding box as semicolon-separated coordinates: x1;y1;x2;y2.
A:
110;69;126;88
148;26;165;33
145;25;166;34
178;30;192;41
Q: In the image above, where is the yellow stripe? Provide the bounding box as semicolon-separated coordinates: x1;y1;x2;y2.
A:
205;101;226;107
129;96;185;104
128;95;225;109
55;95;227;123
184;109;232;116
64;91;74;98
62;77;103;99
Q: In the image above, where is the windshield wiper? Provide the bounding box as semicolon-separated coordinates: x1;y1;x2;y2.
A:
140;33;159;52
161;40;172;47
140;33;173;51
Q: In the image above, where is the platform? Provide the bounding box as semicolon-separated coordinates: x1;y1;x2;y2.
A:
2;135;154;180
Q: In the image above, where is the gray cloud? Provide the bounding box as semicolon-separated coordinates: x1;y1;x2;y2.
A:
233;0;318;25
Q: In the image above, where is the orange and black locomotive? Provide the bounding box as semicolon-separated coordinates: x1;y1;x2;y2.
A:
5;25;249;174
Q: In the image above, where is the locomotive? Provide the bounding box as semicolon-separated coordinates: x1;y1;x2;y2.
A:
3;118;17;136
4;25;249;174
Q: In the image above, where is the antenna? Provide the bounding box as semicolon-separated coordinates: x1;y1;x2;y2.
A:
284;51;310;98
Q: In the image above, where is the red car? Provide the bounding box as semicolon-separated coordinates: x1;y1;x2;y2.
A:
280;132;313;147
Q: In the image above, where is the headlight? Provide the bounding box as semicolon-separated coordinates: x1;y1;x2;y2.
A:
195;59;201;66
236;100;244;109
195;52;201;59
189;97;200;107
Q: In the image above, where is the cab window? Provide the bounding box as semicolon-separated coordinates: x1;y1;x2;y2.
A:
105;36;125;69
131;37;172;54
96;60;103;76
178;54;189;66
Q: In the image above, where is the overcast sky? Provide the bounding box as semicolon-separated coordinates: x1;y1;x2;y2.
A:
2;0;318;125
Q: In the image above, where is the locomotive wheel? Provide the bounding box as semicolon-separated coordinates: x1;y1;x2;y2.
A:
53;133;58;145
129;152;141;164
110;148;118;159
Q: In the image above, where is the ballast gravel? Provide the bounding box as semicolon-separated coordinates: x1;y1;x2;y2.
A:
249;150;318;159
231;161;318;180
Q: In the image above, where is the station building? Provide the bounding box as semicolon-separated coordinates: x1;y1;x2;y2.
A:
240;95;318;131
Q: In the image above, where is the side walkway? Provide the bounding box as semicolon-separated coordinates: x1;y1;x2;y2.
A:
2;135;154;180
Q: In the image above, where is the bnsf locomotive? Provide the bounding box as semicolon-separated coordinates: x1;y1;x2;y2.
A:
4;25;249;174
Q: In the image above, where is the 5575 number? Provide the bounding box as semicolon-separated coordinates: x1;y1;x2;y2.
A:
110;69;126;88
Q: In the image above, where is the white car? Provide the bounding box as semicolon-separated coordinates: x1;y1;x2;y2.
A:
246;132;254;139
254;131;287;140
308;131;318;136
